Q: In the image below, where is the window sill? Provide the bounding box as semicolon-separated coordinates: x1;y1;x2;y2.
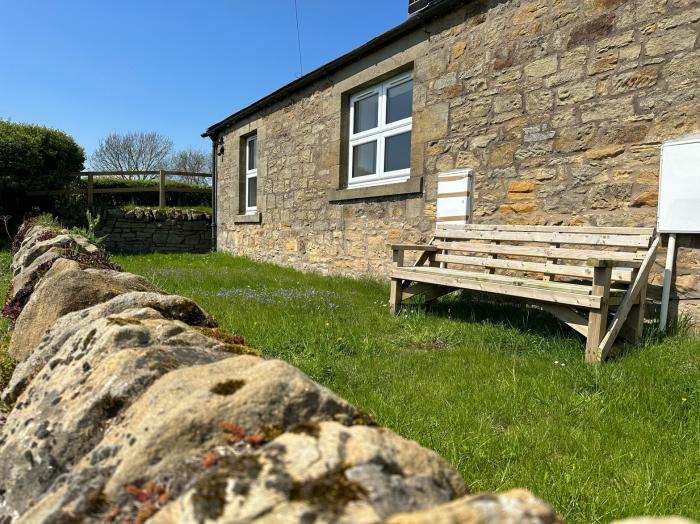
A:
328;176;422;202
233;212;262;224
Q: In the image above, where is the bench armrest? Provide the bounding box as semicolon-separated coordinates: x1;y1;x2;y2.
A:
389;244;438;252
586;257;637;268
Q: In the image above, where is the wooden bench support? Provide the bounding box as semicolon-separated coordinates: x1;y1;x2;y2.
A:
424;285;456;305
625;282;647;344
585;264;613;363
539;304;589;338
390;278;402;315
597;236;659;360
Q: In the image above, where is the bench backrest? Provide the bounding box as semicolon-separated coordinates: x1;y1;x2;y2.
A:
431;224;655;285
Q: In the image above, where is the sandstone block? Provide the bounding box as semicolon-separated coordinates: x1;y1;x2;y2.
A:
645;28;697;56
500;202;539;214
584;145;626;160
557;81;597;105
524;55;558;78
613;68;659;93
3;292;216;404
7;260;160;362
0;310;230;520
494;93;523;113
147;420;465;523
508;181;536;193
12;231;100;277
387;489;562;524
631;190;659;207
490;142;518;167
452;41;467;60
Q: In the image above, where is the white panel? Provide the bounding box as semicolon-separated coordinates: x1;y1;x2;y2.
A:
437;169;473;225
658;135;700;233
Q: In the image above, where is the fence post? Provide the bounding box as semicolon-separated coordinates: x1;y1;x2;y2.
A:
87;173;94;209
159;170;166;208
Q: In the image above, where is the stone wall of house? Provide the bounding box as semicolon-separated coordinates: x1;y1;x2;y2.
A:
96;208;212;253
215;0;700;322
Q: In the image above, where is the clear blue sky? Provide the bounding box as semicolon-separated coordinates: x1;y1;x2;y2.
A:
0;0;408;160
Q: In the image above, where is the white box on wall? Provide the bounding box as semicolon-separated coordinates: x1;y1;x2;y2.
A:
437;169;473;226
658;133;700;233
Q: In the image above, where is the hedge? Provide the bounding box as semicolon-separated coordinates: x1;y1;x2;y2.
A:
0;121;84;217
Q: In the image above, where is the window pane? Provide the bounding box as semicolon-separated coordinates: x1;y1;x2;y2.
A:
247;137;257;171
352;141;377;178
353;93;378;133
386;79;413;124
384;131;411;172
247;176;257;208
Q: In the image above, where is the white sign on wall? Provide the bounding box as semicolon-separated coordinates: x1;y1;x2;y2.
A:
658;133;700;233
437;169;474;225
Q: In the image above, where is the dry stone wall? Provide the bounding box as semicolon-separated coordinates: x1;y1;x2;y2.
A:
95;208;212;254
214;0;700;322
0;222;696;523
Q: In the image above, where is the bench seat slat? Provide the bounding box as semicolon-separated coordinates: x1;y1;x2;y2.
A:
433;241;645;264
397;266;631;295
433;253;634;283
440;224;655;236
391;267;603;308
435;228;652;248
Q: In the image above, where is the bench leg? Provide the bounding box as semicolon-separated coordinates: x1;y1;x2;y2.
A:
585;307;608;363
390;278;402;315
585;265;612;364
624;282;647;345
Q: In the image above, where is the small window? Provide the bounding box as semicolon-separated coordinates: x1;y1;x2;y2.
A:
245;135;257;213
348;73;413;187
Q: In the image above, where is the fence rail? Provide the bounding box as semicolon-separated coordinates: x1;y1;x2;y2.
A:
27;170;212;208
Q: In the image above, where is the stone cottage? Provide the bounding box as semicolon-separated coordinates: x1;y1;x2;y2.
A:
204;0;700;321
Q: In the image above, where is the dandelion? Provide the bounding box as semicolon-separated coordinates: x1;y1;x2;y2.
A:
682;397;688;402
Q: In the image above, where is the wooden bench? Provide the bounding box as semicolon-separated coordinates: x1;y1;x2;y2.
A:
389;224;660;363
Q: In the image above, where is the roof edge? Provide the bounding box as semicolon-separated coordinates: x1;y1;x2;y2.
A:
202;0;466;138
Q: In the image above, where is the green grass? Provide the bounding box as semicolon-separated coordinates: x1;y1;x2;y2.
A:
1;244;697;522
0;242;15;395
113;251;699;523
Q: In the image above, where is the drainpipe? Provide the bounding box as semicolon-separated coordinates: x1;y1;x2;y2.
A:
210;136;218;252
659;233;677;331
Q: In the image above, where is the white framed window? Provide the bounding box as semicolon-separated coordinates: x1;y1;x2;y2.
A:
348;72;413;188
245;135;257;213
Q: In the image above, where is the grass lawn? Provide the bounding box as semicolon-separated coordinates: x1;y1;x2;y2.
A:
2;246;698;522
0;242;14;396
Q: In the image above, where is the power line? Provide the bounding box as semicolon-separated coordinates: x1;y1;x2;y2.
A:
293;0;303;76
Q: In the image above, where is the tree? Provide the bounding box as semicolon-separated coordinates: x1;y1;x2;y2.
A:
0;120;84;213
90;132;173;178
167;148;212;186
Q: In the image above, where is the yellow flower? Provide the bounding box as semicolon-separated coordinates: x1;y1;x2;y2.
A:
682;397;687;402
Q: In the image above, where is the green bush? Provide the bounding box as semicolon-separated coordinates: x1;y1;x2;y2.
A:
0;120;84;215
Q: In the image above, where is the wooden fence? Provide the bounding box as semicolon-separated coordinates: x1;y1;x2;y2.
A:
27;170;212;208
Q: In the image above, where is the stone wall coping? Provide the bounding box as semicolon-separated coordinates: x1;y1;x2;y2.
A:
233;212;262;224
327;176;423;203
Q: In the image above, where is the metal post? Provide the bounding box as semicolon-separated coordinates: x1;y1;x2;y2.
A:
659;233;677;331
159;170;166;209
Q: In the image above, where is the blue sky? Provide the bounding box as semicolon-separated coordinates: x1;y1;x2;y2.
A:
0;0;408;159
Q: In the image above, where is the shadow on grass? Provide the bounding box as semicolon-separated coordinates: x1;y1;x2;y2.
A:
419;290;583;341
402;290;696;362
